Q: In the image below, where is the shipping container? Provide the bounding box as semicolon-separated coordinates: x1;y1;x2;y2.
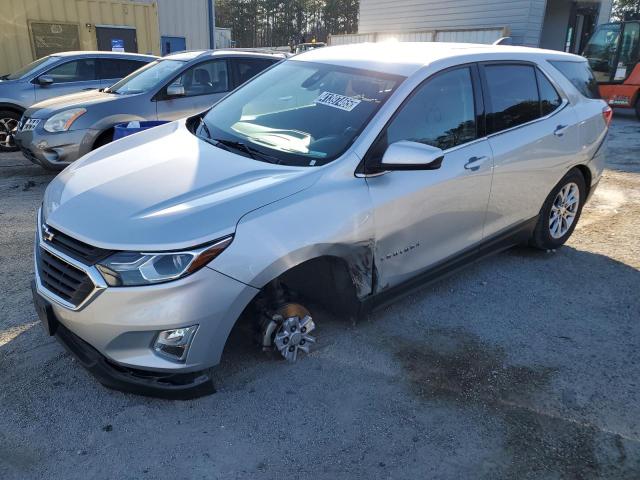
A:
0;0;160;75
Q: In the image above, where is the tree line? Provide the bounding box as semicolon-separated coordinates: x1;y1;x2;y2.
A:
215;0;359;48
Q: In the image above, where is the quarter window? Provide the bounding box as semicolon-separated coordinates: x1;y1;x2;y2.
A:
537;70;563;116
44;59;96;83
550;61;601;99
484;64;540;134
384;67;477;151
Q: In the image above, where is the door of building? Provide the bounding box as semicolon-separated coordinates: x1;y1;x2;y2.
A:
96;26;138;53
161;36;187;55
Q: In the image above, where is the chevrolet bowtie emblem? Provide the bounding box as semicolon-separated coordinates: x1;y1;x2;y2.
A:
42;224;55;242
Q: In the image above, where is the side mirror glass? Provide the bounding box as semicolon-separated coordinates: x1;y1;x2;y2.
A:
379;140;444;171
37;75;54;86
166;84;185;97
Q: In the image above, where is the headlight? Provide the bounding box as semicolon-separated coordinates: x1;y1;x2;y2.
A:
44;108;86;132
96;236;233;287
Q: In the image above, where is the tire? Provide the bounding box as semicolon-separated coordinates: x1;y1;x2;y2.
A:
92;129;114;150
530;168;586;250
0;110;21;153
635;97;640;121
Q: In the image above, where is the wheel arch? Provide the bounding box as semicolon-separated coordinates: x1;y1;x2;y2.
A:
0;103;25;114
574;164;592;198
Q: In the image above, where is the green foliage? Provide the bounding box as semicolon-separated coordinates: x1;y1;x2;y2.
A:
215;0;359;48
612;0;640;21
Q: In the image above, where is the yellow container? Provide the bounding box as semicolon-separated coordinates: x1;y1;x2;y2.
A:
0;0;161;75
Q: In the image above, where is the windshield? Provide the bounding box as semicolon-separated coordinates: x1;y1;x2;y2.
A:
4;56;60;80
583;23;621;82
200;61;404;166
109;59;185;94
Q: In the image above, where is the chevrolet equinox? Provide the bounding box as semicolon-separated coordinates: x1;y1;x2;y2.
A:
32;43;609;398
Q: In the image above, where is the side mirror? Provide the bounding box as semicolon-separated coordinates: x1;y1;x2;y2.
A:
166;84;185;97
378;140;444;171
37;75;54;86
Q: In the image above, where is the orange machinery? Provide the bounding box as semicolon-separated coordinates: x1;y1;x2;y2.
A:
583;21;640;119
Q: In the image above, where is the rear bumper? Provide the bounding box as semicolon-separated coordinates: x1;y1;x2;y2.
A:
32;280;216;399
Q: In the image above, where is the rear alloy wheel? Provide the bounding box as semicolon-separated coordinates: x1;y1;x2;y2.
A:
0;110;20;152
530;169;586;250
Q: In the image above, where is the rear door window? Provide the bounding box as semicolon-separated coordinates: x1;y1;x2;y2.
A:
549;61;601;99
44;59;96;83
97;59;120;79
118;60;148;77
231;58;278;87
98;59;148;80
483;64;541;134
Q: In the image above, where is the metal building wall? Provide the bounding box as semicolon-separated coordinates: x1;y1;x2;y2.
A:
0;0;160;75
154;0;211;50
358;0;546;46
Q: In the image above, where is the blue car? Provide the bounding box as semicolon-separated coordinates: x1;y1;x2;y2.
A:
0;51;156;151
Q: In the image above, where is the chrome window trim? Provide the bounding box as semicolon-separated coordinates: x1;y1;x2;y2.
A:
485;99;569;140
34;208;107;312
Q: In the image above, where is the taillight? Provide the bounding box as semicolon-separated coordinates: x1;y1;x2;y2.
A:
602;105;613;127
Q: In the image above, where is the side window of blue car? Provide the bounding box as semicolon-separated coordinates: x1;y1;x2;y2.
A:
44;59;97;83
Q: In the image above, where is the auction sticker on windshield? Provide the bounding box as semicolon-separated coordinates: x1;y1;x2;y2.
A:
315;92;361;111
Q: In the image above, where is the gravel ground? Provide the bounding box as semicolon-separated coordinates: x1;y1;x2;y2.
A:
0;110;639;479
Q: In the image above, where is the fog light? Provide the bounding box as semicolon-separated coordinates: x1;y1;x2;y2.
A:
153;325;198;362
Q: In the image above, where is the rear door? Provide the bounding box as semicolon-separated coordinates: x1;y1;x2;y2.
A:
34;58;100;101
155;59;230;120
365;65;494;289
480;62;579;237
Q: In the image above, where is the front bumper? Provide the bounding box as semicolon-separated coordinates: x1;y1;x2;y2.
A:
15;125;99;167
32;215;259;396
32;281;216;399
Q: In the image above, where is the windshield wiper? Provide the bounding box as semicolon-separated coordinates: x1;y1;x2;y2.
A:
199;132;279;164
215;139;281;164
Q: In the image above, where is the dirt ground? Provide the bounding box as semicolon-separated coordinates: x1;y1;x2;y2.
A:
0;110;639;479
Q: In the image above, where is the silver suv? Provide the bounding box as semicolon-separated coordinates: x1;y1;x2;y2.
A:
0;51;155;151
15;50;284;170
32;43;609;398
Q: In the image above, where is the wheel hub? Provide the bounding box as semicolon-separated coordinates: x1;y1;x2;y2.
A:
263;303;316;362
549;182;579;239
0;117;19;149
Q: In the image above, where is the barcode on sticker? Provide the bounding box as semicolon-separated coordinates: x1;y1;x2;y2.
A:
315;92;361;111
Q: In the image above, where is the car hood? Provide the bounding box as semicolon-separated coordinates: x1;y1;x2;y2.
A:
26;89;128;117
43;120;323;251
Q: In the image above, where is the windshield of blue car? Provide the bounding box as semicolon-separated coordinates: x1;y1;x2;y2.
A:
5;56;60;80
200;61;404;166
108;59;185;94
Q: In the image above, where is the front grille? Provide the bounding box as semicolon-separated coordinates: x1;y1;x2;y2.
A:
20;117;40;131
38;248;95;307
43;225;113;264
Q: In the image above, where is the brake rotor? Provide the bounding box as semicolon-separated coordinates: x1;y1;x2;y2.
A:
270;303;316;362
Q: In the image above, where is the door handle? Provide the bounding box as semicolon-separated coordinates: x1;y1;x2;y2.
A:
464;155;488;171
554;124;569;137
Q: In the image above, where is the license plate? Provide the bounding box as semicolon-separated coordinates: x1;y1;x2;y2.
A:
31;280;57;336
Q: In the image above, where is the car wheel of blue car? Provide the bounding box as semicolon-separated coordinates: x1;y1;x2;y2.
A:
0;110;20;152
